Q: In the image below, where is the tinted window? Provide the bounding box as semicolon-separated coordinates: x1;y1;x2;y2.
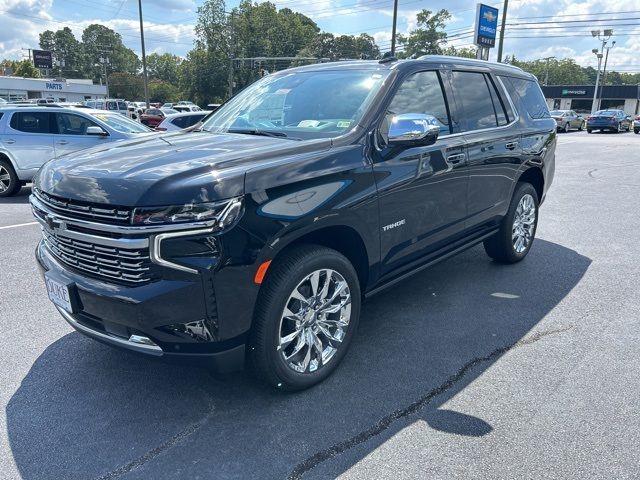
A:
451;71;497;131
0;113;3;121
499;76;549;119
387;71;451;134
55;113;99;135
486;75;509;126
184;114;206;127
10;112;51;133
117;101;127;110
171;116;188;128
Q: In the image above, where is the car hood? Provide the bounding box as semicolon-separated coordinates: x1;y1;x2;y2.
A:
36;131;332;206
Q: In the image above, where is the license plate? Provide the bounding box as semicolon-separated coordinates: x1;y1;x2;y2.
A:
45;274;74;313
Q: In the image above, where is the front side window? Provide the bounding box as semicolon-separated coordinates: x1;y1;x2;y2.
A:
10;112;51;134
201;69;390;140
55;113;99;135
451;71;498;131
387;70;451;134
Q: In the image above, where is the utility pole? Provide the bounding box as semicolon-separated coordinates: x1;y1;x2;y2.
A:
542;56;556;86
138;0;150;107
496;0;509;63
590;29;612;114
598;41;615;110
391;0;399;56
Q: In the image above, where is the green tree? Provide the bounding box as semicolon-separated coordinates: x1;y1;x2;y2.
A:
82;24;140;80
146;53;182;84
14;59;40;78
149;79;180;103
108;72;144;99
442;45;477;59
39;27;84;77
397;9;451;58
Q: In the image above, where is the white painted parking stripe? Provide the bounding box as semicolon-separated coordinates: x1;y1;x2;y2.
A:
0;221;38;230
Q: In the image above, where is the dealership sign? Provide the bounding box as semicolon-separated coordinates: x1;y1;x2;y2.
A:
561;89;587;96
475;3;499;47
33;50;53;69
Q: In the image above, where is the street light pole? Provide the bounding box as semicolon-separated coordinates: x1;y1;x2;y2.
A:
590;29;612;114
598;41;615;110
138;0;150;107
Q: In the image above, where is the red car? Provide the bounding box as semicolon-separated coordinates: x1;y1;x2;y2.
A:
139;108;177;127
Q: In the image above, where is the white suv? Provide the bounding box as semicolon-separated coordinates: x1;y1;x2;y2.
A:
0;105;154;197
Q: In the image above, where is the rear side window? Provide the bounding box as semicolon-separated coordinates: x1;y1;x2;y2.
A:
10;112;51;133
171;116;188;128
388;70;451;134
499;76;549;120
0;112;3;121
485;76;510;126
186;114;206;126
451;71;497;131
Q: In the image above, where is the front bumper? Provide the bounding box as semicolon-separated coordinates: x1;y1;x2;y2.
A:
36;240;247;372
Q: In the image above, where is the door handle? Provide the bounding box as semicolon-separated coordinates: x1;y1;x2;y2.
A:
505;141;519;150
4;139;15;144
57;140;69;145
447;153;466;164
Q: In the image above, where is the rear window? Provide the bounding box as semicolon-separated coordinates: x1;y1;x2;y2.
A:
499;76;549;120
171;116;188;128
10;112;51;133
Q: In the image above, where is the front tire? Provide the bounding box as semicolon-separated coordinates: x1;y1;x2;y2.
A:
484;182;539;264
587;128;593;133
0;159;20;198
564;122;570;133
250;245;361;390
578;121;584;131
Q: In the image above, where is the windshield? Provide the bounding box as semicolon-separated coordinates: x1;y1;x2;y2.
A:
201;69;390;140
594;110;617;116
549;110;565;116
90;113;152;134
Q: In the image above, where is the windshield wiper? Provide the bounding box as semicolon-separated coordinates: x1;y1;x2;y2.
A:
228;128;289;138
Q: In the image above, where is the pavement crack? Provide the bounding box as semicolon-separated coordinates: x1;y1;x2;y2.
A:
93;398;216;480
288;325;573;480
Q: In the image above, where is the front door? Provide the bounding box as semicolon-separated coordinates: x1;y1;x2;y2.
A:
53;112;105;157
371;69;469;277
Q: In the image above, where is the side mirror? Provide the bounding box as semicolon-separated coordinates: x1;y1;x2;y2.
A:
387;113;440;146
86;126;108;136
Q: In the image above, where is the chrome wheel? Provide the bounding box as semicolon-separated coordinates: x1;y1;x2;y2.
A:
277;269;352;374
512;194;536;254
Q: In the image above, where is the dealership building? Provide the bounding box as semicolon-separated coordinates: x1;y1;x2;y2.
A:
541;85;640;114
0;76;107;102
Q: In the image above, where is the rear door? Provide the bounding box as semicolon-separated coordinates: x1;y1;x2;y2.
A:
3;111;55;171
371;68;469;276
52;112;106;157
449;70;522;229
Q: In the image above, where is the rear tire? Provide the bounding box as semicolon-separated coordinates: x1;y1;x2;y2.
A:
0;159;20;198
250;245;361;390
634;129;639;134
578;121;584;131
484;182;539;264
587;129;592;134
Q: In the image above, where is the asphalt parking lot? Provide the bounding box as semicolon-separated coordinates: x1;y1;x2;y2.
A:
1;129;639;480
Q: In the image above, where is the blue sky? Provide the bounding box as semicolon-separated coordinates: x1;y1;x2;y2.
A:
1;0;638;74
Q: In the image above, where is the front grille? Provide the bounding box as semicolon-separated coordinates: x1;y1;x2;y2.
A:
35;189;132;225
42;229;154;284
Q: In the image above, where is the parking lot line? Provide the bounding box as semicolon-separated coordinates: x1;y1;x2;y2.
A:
0;222;38;230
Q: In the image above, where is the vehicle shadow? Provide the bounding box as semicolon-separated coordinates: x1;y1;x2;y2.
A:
6;239;590;480
0;185;32;203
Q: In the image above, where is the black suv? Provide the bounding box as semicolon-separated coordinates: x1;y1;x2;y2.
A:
31;57;556;390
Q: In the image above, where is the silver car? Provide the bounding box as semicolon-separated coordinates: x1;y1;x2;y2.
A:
549;109;585;133
0;106;154;197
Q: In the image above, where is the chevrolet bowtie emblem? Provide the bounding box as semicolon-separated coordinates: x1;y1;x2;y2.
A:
45;213;64;231
483;11;497;22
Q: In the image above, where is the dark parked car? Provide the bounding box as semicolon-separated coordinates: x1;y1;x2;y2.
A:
633;115;639;134
31;57;556;390
586;109;632;133
549;109;584;132
139;108;177;127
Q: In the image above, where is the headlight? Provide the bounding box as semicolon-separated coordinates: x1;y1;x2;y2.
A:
132;197;243;228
